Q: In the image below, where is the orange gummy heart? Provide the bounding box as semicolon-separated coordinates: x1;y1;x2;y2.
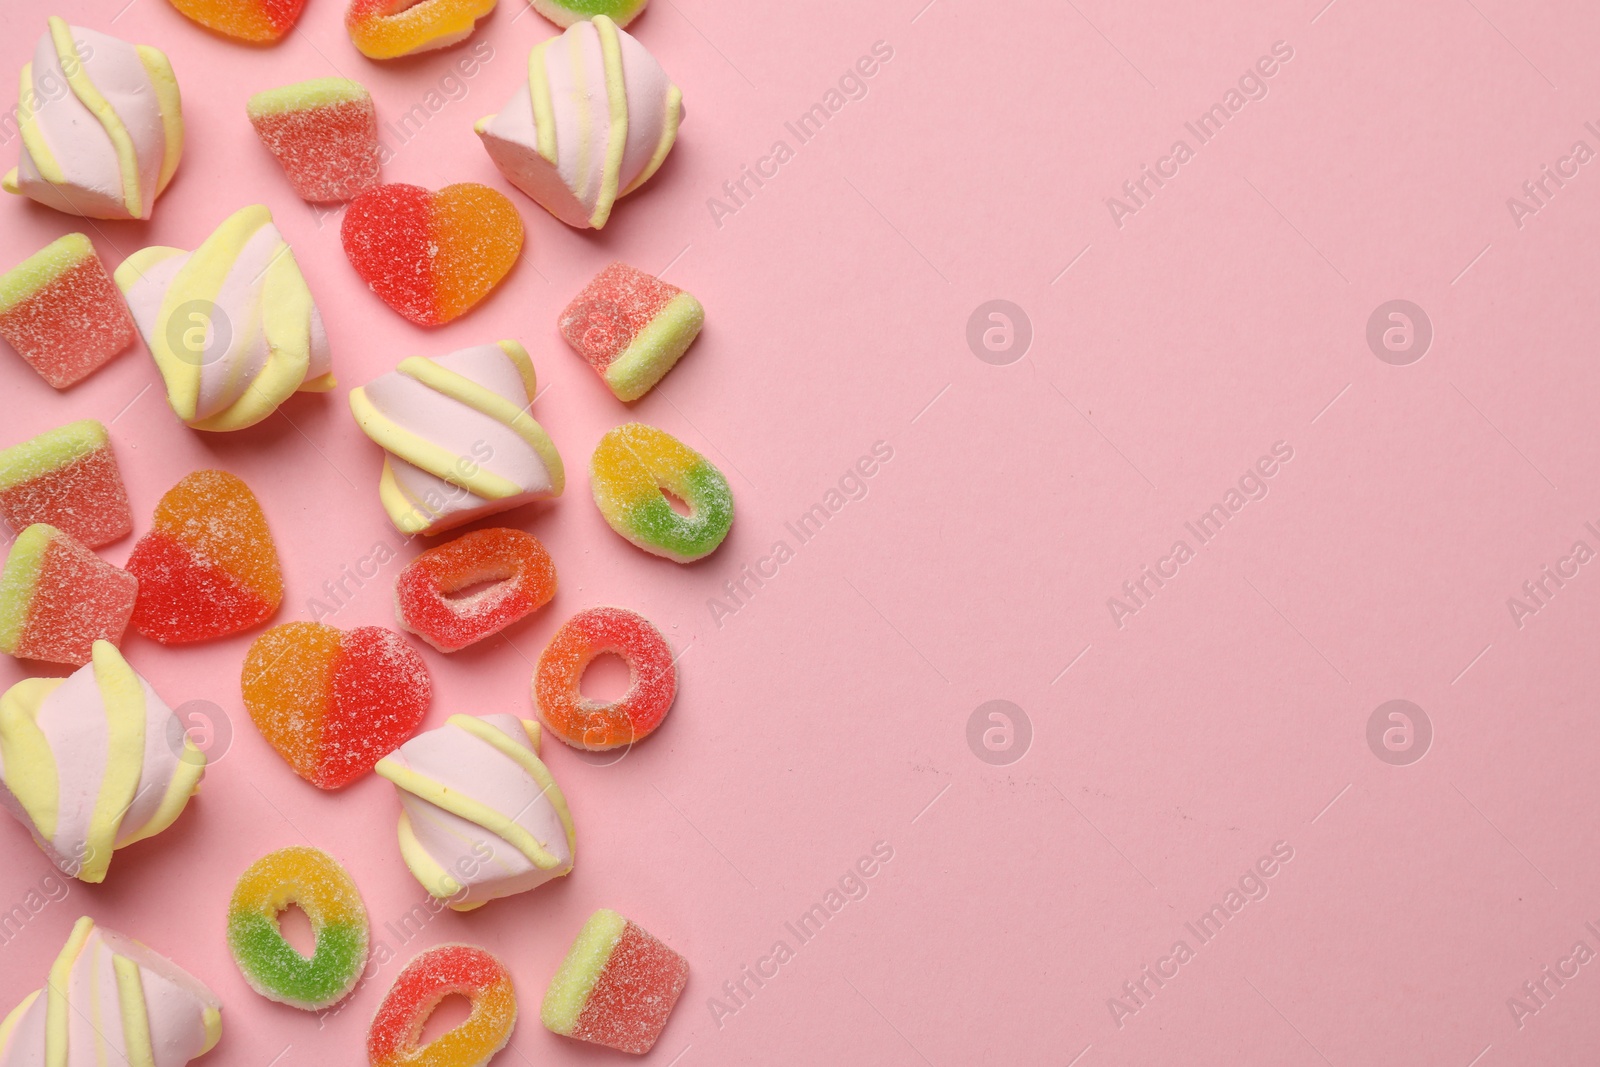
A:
341;183;523;326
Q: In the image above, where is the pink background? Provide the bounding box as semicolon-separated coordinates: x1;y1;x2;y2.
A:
3;0;1600;1063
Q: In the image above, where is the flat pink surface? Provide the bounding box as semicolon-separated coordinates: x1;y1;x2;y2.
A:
2;0;1599;1063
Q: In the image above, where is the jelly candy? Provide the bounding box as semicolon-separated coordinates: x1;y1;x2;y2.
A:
559;262;703;402
0;234;136;388
228;846;369;1010
242;622;431;789
590;422;732;562
395;528;556;652
0;419;131;547
533;606;675;751
126;470;283;644
248;78;381;201
0;524;137;665
342;183;522;325
541;909;687;1054
368;944;516;1067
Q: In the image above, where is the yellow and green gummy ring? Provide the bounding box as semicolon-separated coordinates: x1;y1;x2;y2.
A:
589;423;732;563
226;845;369;1010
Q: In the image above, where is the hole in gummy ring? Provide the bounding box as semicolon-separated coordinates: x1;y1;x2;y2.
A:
441;574;513;603
579;651;633;703
662;488;693;518
277;903;317;959
419;993;474;1045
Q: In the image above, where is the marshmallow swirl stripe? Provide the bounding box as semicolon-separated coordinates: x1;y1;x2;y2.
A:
4;18;182;220
349;341;564;536
476;16;681;229
375;714;576;910
227;846;369;1010
0;916;223;1067
0;641;205;882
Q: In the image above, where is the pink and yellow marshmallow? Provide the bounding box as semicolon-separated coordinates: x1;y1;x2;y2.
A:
4;18;182;220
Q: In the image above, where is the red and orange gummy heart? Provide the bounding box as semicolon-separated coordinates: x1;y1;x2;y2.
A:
341;182;523;326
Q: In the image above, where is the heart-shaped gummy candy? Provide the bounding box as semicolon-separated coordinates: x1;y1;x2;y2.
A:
341;182;523;326
126;470;283;644
243;622;431;789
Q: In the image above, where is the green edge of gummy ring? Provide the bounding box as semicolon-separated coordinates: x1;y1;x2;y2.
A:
626;461;732;558
227;912;367;1006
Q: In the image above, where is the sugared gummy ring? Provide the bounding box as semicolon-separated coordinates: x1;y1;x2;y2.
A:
227;846;369;1010
368;944;516;1067
395;528;556;653
531;0;648;29
345;0;495;59
533;606;676;751
589;423;732;563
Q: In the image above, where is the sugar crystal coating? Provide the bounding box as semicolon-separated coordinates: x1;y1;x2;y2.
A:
395;528;557;652
541;909;687;1054
559;262;704;401
0;235;136;388
167;0;307;41
346;0;497;60
227;846;369;1010
0;525;137;665
368;944;516;1067
341;183;523;326
0;419;131;547
243;622;431;789
126;469;283;644
531;0;649;29
249;79;381;201
590;422;733;562
534;606;676;751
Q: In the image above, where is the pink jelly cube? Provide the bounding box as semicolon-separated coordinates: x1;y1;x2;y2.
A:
248;78;382;202
0;524;138;665
541;909;689;1054
0;234;136;388
0;420;132;548
558;262;704;402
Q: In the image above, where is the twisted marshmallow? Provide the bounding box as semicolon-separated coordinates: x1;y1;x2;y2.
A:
4;18;182;220
0;641;205;883
115;205;335;432
349;340;564;536
475;16;681;229
0;916;221;1067
375;713;575;910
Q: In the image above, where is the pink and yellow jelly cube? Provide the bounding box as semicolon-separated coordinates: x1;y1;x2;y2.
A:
541;909;689;1054
0;420;132;548
248;78;382;203
0;524;137;665
558;263;704;402
0;234;137;388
